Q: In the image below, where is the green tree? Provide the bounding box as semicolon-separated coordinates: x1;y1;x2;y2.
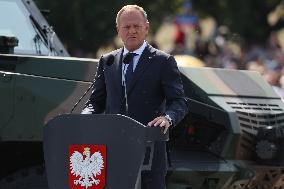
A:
35;0;182;56
192;0;283;46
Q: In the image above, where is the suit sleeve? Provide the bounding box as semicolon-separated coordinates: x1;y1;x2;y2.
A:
81;56;106;114
161;55;188;126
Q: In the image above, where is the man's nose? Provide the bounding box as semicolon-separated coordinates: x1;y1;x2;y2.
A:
128;26;137;33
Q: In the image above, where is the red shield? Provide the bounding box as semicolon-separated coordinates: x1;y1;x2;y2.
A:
69;144;106;189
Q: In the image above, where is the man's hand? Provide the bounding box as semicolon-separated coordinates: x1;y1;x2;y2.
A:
147;116;170;134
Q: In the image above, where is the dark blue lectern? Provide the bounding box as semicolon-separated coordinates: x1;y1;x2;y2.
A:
43;114;168;189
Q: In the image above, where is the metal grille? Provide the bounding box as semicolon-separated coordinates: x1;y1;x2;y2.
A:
226;101;284;135
226;101;284;160
227;102;283;112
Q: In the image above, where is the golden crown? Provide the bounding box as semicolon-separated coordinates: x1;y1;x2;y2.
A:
83;147;90;154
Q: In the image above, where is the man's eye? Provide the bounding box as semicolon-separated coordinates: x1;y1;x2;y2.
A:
122;25;142;30
123;26;130;30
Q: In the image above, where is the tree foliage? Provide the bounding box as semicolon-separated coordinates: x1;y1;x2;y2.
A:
192;0;283;46
34;0;284;55
34;0;182;56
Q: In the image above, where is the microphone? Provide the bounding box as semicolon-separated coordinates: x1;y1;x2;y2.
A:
70;55;115;113
123;53;133;64
122;53;133;115
106;55;115;66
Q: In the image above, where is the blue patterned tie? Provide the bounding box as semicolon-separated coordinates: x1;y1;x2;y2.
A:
125;53;137;91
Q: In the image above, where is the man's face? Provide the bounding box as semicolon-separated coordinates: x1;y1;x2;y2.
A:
117;9;149;52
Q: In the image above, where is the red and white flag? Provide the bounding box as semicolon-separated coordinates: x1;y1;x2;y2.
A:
69;144;106;189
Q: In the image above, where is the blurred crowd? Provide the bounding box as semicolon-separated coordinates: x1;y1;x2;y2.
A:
164;1;284;99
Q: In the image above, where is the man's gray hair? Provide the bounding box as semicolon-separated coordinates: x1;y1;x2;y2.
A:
116;5;148;26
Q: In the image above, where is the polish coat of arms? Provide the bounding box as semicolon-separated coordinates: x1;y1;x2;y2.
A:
69;145;106;189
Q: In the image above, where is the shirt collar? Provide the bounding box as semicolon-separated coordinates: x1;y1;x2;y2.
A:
123;41;147;56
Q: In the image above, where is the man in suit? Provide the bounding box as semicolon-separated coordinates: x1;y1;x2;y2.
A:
82;4;188;189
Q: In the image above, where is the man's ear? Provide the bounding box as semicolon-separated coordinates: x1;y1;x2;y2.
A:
116;26;119;33
145;22;150;34
116;26;122;39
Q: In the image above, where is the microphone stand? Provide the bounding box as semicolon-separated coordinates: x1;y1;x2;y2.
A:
70;82;93;113
70;55;114;114
122;52;136;116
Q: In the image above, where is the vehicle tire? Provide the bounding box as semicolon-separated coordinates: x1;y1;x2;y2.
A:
0;166;48;189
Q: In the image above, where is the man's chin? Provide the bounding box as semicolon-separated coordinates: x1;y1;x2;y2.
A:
126;43;140;51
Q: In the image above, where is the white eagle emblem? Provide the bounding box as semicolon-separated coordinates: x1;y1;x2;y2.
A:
70;147;104;188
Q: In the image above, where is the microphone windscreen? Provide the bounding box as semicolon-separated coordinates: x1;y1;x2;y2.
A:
123;53;132;64
106;55;115;66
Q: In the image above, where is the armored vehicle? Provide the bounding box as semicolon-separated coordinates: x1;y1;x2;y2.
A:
167;67;284;189
0;0;98;187
1;0;284;189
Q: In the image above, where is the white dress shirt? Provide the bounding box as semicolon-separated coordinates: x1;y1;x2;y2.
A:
122;41;147;86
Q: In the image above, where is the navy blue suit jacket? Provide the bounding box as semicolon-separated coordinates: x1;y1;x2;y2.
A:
83;44;187;127
83;44;188;173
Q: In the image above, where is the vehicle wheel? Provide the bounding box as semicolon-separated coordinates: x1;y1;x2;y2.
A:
0;166;48;189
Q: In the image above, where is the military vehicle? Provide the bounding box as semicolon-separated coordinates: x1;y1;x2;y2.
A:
1;0;284;189
167;67;284;189
0;0;98;188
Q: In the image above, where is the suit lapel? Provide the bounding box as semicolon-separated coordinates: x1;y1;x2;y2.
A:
112;48;124;99
127;44;156;94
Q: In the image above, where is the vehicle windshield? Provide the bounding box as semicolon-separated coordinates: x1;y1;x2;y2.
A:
0;0;49;55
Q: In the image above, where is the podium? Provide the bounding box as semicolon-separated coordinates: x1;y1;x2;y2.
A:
43;114;168;189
